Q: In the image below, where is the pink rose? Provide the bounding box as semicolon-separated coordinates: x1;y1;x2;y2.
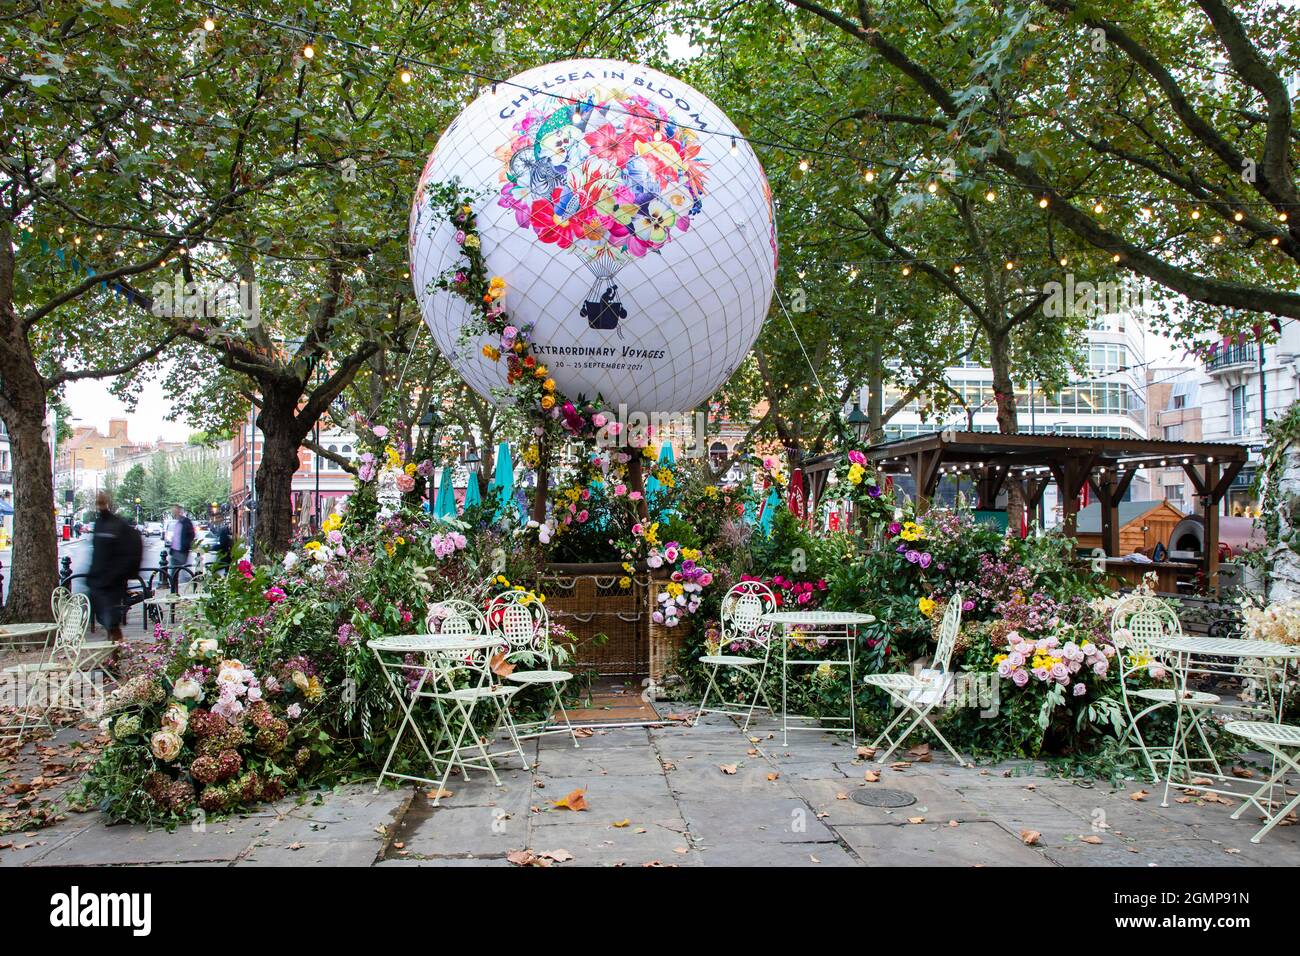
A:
373;425;389;439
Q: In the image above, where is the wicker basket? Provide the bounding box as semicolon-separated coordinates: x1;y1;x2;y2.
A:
540;563;648;676
647;573;690;685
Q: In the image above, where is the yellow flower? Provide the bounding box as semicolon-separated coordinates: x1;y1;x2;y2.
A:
489;275;506;290
618;576;632;589
704;485;718;498
464;234;480;249
918;596;936;617
534;365;548;379
642;445;655;459
304;540;322;551
621;562;633;573
899;521;925;542
666;582;684;598
512;340;524;353
644;523;659;546
304;676;324;701
543;378;556;392
321;513;342;534
992;653;1008;665
848;463;865;485
495;575;510;586
404;462;417;475
540;395;555;411
482;344;501;361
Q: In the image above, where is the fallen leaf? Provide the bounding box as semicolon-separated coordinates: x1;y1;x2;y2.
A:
719;764;738;775
810;854;821;863
948;820;959;828
856;746;876;759
611;819;631;828
673;847;689;854
835;792;849;800
1080;835;1102;845
538;848;574;862
428;788;453;801
574;728;595;738
489;651;515;677
288;842;304;851
1231;767;1255;779
393;842;405;850
1020;829;1041;846
552;788;588;812
907;816;926;824
1189;777;1213;786
890;761;911;770
1130;790;1149;802
766;772;780;782
864;770;880;783
506;849;549;867
907;743;932;762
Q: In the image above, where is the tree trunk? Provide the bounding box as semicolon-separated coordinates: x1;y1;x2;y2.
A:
252;390;307;558
0;221;58;621
867;339;885;444
988;329;1026;532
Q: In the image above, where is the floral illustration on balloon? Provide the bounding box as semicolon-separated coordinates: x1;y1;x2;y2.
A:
496;88;709;332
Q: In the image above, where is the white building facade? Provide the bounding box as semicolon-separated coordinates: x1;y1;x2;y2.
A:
874;312;1152;513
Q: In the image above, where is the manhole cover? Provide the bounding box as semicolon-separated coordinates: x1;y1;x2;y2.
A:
850;788;916;808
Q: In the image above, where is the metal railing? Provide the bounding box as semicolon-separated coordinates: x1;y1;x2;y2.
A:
1206;344;1256;371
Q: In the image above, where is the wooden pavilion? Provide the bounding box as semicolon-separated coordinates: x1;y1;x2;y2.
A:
802;431;1249;592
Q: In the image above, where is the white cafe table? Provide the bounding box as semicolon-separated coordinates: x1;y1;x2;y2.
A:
761;610;876;746
0;622;60;650
367;633;507;795
1148;634;1300;814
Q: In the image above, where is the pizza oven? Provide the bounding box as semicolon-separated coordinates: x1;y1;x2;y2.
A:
1167;515;1204;561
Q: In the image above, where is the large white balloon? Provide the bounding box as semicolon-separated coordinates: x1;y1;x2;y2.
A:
409;59;777;415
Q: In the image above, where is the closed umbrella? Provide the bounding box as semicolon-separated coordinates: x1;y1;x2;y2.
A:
757;487;780;536
491;441;515;521
436;465;457;519
462;472;482;510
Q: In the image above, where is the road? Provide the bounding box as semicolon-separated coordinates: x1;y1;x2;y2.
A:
0;533;192;604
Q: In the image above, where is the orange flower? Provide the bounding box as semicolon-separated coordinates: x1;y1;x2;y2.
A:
540;395;556;410
543;378;556;392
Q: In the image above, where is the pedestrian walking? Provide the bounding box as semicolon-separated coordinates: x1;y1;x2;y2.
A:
86;492;143;641
167;504;195;591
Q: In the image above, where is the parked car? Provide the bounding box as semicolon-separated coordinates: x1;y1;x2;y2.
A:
198;529;222;551
143;522;163;537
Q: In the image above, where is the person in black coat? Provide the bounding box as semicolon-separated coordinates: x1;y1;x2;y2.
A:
86;492;143;640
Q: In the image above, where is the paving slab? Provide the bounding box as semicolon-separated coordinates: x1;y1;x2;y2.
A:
34;818;257;866
237;839;382;866
835;821;1054;867
676;794;838;845
695;841;860;867
394;805;526;858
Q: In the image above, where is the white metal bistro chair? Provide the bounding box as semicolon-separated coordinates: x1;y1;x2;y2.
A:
696;581;778;730
1111;593;1221;782
2;593;94;741
1223;721;1300;843
862;594;969;766
490;590;579;747
51;586;70;623
427;598;530;774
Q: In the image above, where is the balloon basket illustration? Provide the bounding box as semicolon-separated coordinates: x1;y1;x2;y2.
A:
581;279;628;332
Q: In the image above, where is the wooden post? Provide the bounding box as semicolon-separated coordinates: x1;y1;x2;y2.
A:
626;452;650;522
1202;461;1221;592
1098;475;1120;557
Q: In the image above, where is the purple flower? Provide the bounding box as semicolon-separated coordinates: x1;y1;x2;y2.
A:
905;550;920;564
888;521;902;535
867;484;882;498
1072;682;1087;697
961;599;975;612
918;552;932;569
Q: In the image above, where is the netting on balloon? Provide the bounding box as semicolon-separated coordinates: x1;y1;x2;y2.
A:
408;61;777;417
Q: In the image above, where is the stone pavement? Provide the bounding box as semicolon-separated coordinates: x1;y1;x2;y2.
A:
2;711;1298;867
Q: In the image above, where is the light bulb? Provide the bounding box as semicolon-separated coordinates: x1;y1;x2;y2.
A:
203;17;215;31
1038;197;1049;208
400;70;412;84
985;189;996;202
302;44;315;59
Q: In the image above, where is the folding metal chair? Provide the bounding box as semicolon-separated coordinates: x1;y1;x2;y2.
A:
2;594;93;742
1224;721;1300;843
696;581;778;730
1111;593;1221;782
491;590;579;747
863;594;969;766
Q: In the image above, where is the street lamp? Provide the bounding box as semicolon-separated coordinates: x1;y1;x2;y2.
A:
845;401;871;445
417;403;441;432
134;497;141;525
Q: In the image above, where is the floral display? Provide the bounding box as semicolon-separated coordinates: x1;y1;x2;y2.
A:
496;89;708;329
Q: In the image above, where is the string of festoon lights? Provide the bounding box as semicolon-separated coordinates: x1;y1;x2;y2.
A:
190;2;1299;236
